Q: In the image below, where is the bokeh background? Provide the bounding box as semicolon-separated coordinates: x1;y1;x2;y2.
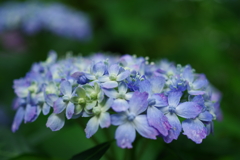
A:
0;0;240;159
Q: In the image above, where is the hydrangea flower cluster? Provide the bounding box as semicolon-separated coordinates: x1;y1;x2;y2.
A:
0;1;91;40
12;51;222;148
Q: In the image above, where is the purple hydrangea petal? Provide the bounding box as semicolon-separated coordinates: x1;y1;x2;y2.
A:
115;122;136;149
116;70;130;81
24;104;37;123
163;113;182;143
182;119;207;144
176;102;202;119
188;90;206;95
101;81;118;89
53;98;67;114
152;93;168;107
168;91;182;107
139;79;152;94
12;107;25;132
66;102;75;119
118;82;128;94
198;111;213;122
129;91;149;115
45;94;58;107
134;115;158;139
85;116;99;138
99;112;111;128
102;88;118;98
60;80;72;96
109;64;120;76
46;113;65;131
111;113;127;126
147;107;171;136
150;76;165;93
183;65;194;83
112;99;129;112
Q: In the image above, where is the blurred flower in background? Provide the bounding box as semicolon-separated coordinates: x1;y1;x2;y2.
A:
0;1;91;52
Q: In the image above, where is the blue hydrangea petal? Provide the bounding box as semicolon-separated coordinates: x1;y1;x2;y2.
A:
102;98;113;112
66;102;75;119
125;92;133;100
115;122;136;149
24;104;37;123
176;102;202;118
85;116;99;138
109;64;120;76
152;93;168;107
139;79;152;94
60;80;72;96
12;107;25;132
98;90;105;102
85;73;95;80
150;76;165;93
183;65;194;83
45;94;58;106
112;99;129;112
46;113;65;131
164;113;182;142
116;70;130;81
98;75;110;82
134;115;158;139
53;98;67;114
168;91;182;107
42;103;50;115
147;107;171;136
111;113;127;126
118;82;128;94
93;62;106;77
15;87;29;98
182;119;207;144
129;91;149;115
86;101;97;110
198;111;213;122
206;121;214;135
99;112;111;128
191;95;205;106
102;88;118;98
193;79;208;90
101;81;118;89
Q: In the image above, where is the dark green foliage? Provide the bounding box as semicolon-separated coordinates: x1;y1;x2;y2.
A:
70;141;111;160
1;0;240;159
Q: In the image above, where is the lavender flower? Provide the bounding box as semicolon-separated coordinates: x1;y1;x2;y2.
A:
11;51;222;148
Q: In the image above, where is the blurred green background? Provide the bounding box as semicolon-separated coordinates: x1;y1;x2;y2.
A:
0;0;240;159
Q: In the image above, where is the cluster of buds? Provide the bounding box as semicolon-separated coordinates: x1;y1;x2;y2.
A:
12;51;222;148
0;1;91;40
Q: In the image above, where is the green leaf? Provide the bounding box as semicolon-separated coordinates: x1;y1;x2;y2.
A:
9;154;54;160
70;141;111;160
